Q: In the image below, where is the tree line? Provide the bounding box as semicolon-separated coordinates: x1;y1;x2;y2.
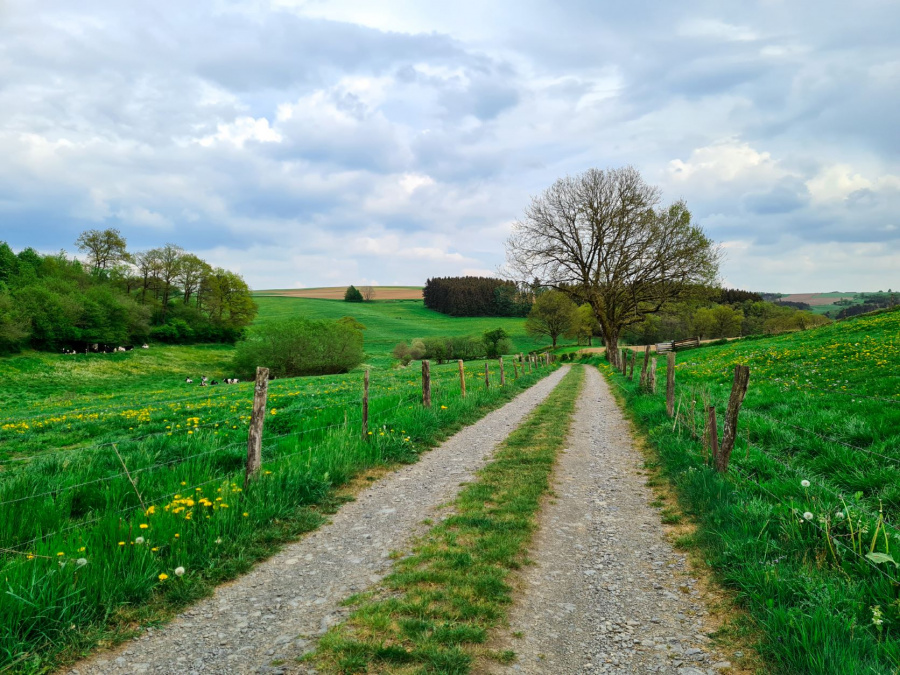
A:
423;276;531;317
0;228;256;354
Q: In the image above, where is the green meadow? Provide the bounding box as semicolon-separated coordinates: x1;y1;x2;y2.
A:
0;292;554;672
599;307;900;673
252;295;546;367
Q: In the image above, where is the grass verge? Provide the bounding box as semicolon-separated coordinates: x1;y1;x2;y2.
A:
314;365;583;674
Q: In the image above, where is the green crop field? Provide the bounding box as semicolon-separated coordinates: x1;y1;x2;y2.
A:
600;307;900;673
0;291;557;672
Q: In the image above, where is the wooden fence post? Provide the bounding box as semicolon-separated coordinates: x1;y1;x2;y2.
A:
458;359;466;398
639;345;651;389
628;349;636;380
706;406;718;467
621;349;628;375
422;360;431;407
362;369;370;441
499;357;505;386
484;362;490;388
528;355;533;373
649;357;657;393
244;366;269;487
717;365;751;473
666;352;676;417
513;359;519;380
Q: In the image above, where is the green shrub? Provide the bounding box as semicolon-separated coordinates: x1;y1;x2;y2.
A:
233;317;363;378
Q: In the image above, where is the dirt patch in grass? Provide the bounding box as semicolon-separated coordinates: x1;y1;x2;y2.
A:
781;293;855;306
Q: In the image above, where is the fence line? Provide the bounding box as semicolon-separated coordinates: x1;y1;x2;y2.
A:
2;388;420;467
2;359;556;559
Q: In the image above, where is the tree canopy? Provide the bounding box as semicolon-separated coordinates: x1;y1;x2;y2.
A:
524;290;576;348
0;232;257;353
506;166;720;366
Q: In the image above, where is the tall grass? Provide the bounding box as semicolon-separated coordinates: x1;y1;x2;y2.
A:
594;307;900;674
0;357;556;673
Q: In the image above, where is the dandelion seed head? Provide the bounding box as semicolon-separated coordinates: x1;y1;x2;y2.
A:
174;566;185;576
801;480;810;488
803;511;814;521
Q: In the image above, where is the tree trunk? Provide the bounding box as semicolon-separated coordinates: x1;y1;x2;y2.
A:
606;333;619;368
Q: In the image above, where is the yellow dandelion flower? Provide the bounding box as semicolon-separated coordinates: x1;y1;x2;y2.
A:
158;573;168;581
243;512;249;517
139;523;149;529
118;541;125;546
78;546;86;552
57;552;64;557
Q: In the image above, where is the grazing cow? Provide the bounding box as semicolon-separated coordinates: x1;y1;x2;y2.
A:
124;345;134;351
210;380;219;386
185;377;193;384
116;346;126;352
141;344;149;349
201;376;208;383
199;381;208;387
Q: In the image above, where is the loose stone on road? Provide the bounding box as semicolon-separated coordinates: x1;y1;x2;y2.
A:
490;366;731;675
68;367;569;675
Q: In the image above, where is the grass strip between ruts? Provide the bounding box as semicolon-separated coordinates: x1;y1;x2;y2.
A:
313;364;584;674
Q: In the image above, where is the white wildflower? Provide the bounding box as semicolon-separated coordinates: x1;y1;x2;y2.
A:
174;566;185;576
76;558;88;567
135;536;145;545
835;511;845;520
801;480;810;488
803;512;814;521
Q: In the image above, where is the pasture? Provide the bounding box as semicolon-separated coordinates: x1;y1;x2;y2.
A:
252;294;547;367
0;291;555;672
602;307;900;672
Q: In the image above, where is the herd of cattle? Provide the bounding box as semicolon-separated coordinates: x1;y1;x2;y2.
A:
62;344;150;355
61;343;253;386
184;376;241;386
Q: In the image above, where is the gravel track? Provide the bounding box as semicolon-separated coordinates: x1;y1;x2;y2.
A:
490;366;731;675
67;367;569;675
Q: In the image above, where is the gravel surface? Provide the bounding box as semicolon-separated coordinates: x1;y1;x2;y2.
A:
490;366;731;675
67;367;568;675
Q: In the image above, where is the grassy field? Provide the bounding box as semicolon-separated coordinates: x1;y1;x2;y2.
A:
598;307;900;673
0;289;558;672
252;295;547;367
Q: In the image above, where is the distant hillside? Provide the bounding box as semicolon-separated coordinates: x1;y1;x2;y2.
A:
254;286;422;300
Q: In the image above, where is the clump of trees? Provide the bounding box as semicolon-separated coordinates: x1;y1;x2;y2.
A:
0;229;256;354
344;285;364;302
423;276;531;317
391;328;512;365
233;317;364;378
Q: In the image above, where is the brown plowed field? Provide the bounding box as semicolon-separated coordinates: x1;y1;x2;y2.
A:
255;286;423;300
781;293;854;306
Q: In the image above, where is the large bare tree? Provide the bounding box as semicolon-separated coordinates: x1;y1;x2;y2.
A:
506;166;720;367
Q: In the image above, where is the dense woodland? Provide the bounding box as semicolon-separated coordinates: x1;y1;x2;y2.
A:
0;229;256;354
423;276;531;317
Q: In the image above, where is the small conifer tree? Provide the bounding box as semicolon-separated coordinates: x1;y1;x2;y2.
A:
344;285;364;302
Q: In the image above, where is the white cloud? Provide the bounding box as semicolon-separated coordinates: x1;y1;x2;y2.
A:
198;116;282;148
677;18;758;42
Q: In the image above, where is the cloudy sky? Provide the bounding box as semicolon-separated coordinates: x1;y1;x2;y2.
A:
2;0;898;292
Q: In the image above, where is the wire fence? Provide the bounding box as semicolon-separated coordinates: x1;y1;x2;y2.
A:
604;357;900;584
0;357;555;560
